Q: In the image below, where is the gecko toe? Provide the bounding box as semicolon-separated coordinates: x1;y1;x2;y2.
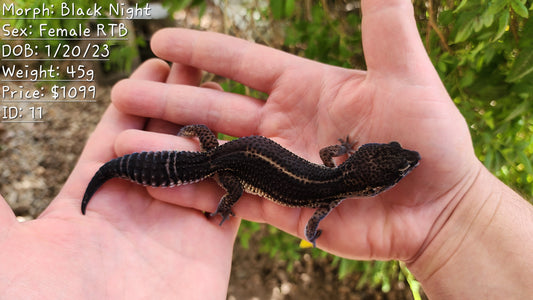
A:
307;229;322;248
210;209;235;226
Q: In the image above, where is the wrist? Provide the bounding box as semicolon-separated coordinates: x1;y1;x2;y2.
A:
408;163;533;298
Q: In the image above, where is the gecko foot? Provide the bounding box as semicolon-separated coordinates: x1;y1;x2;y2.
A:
210;208;235;226
338;136;357;155
306;229;322;248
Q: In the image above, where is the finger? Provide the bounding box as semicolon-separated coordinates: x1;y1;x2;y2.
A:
147;182;306;240
143;62;203;133
151;28;309;93
140;81;225;135
143;73;217;135
361;0;438;81
112;79;264;137
130;58;171;81
166;62;202;85
115;82;223;146
144;119;182;135
115;129;200;153
200;81;224;91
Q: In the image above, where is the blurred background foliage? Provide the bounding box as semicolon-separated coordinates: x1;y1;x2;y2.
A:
2;0;532;298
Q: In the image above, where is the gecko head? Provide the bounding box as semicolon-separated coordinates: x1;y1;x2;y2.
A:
341;142;420;196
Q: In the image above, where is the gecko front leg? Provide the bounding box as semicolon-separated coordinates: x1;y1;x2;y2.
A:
319;137;356;167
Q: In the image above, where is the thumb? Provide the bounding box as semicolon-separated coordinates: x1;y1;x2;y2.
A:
361;0;438;82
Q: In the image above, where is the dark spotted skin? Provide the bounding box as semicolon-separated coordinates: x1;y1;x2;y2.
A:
82;125;420;246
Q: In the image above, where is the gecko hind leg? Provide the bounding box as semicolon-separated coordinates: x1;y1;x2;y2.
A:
178;124;219;151
211;172;243;225
305;199;343;247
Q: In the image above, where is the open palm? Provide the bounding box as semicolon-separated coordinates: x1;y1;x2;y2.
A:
112;1;480;261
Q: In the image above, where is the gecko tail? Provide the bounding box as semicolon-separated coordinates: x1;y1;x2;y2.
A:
81;150;213;215
81;158;121;215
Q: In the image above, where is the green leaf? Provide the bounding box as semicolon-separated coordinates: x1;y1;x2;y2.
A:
197;1;207;18
400;263;422;300
473;16;484;32
484;111;495;130
507;50;533;82
437;60;448;73
454;0;470;12
455;22;474;43
502;101;530;123
311;3;324;20
284;26;299;46
338;259;352;279
285;0;295;18
487;0;509;14
511;0;529;18
481;10;495;27
270;0;284;19
438;10;455;26
493;10;510;41
460;69;476;87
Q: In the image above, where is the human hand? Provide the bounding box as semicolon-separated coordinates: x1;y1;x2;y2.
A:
0;60;239;298
112;0;479;263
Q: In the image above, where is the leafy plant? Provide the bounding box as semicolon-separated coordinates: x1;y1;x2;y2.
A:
421;0;533;198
